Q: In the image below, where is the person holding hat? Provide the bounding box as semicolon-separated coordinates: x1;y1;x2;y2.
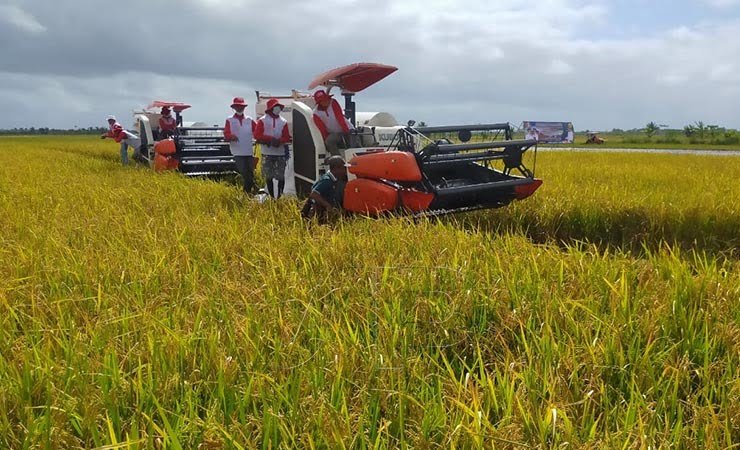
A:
311;89;354;156
224;97;257;193
300;155;348;220
254;98;292;199
158;107;177;139
101;115;141;165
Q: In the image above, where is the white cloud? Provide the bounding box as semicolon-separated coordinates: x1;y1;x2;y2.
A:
0;4;46;34
0;0;739;130
546;59;574;75
703;0;740;7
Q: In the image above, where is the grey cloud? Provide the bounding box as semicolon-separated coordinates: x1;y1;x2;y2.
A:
1;0;739;130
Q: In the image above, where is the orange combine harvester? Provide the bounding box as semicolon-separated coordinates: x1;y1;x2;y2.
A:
133;63;543;216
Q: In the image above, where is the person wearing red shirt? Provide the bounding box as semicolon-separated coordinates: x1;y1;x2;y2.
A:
254;98;291;199
101;115;141;165
158;107;177;138
311;90;354;156
223;97;257;193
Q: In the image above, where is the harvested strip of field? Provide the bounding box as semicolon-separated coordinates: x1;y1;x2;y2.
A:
1;136;738;448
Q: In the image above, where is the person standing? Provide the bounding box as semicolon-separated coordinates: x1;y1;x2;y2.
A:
101;115;141;165
254;98;291;199
224;97;256;193
312;89;354;155
158;106;177;138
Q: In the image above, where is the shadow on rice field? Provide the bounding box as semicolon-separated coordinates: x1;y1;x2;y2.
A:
451;205;740;258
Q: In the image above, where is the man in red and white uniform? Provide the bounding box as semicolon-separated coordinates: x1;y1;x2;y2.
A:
312;89;354;156
101;115;141;165
224;97;256;193
254;98;291;199
158;106;177;138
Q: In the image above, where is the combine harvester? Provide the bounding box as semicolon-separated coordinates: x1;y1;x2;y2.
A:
279;62;542;216
133;101;236;176
132;63;542;216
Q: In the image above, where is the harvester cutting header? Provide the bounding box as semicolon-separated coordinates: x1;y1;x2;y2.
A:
132;62;542;216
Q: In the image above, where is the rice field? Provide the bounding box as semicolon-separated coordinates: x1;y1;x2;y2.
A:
0;136;738;449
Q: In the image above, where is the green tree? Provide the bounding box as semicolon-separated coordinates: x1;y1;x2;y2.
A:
644;122;659;139
694;121;706;139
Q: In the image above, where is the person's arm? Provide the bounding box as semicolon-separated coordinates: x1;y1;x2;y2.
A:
309;190;333;209
253;120;269;144
224;120;237;142
280;123;291;144
312;114;329;140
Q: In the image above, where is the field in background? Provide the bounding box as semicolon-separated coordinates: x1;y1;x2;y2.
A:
521;131;740;150
1;136;738;448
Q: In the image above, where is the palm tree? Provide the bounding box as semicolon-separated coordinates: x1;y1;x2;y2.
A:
644;122;659;139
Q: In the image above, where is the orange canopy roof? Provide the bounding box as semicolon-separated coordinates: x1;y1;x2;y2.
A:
308;63;398;93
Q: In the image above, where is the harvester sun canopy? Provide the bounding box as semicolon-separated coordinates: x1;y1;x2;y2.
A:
148;100;192;113
308;62;398;93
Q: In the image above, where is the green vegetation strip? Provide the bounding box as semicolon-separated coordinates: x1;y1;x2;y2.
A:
0;137;738;448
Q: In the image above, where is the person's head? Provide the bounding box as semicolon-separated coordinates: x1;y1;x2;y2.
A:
161;107;171;116
266;98;285;116
313;90;332;109
106;115;116;125
231;97;248;115
326;155;348;180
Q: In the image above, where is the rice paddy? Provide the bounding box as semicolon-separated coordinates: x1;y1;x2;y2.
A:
0;136;738;448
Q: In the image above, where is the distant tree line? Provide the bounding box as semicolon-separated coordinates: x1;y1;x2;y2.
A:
0;127;108;135
639;121;740;145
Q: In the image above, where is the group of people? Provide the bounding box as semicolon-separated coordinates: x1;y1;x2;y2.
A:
220;89;351;211
104;88;352;213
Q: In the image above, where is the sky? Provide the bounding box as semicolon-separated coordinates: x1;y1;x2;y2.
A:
1;0;739;131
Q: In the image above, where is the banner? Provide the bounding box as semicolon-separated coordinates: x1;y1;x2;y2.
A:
523;121;574;144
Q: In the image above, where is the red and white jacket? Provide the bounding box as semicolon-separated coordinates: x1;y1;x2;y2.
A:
254;112;291;156
159;115;177;132
312;99;353;140
224;114;256;156
106;123;138;143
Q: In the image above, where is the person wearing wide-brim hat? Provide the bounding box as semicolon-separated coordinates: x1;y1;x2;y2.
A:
158;106;177;139
311;89;354;156
254;98;292;199
224;97;257;193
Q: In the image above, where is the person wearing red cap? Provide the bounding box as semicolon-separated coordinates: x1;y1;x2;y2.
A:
311;89;354;155
158;107;177;138
254;98;292;199
101;115;141;165
224;97;257;193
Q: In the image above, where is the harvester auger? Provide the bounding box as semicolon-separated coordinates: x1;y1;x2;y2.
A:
285;62;542;216
133;101;237;176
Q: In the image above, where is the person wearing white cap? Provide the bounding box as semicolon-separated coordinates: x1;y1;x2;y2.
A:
101;115;141;165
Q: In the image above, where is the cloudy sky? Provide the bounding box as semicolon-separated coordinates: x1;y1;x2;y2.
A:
1;0;739;131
